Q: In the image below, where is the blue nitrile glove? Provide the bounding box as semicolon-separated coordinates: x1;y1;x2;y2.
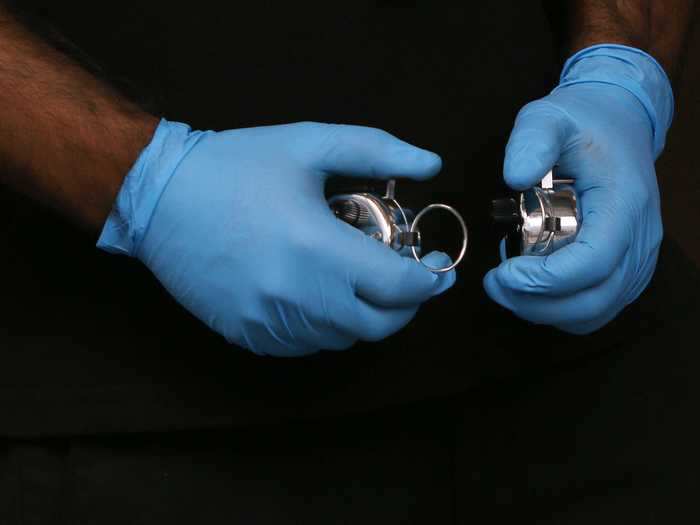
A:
484;44;674;334
98;120;455;356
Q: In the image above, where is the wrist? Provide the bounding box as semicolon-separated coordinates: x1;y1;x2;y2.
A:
97;118;205;256
88;111;160;229
554;44;674;158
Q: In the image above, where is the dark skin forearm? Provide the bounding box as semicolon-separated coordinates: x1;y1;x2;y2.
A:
0;6;158;230
569;0;696;79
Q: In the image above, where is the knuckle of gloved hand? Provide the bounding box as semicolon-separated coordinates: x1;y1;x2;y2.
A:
515;99;545;120
224;322;288;356
360;324;388;343
360;315;403;343
577;127;604;156
391;255;416;287
389;257;430;301
588;262;614;288
353;235;424;301
577;292;613;322
250;256;296;300
652;223;664;250
632;184;653;211
512;260;557;293
289;121;334;156
369;127;395;147
254;264;293;305
624;173;658;211
309;123;349;167
286;225;325;260
572;243;614;285
241;316;302;357
499;259;539;293
291;121;325;134
516;98;565;126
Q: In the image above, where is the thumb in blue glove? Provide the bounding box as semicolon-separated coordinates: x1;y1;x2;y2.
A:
98;120;455;356
485;44;673;334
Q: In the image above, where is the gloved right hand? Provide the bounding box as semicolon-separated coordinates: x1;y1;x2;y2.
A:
97;119;455;356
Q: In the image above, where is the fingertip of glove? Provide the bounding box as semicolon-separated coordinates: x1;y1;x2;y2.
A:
433;270;456;296
419;251;456;296
483;268;513;310
503;144;529;190
393;146;442;180
504;145;556;191
421;250;450;266
418;149;443;177
498;237;509;262
482;269;498;296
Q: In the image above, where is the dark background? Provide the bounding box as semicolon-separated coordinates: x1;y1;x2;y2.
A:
659;19;700;267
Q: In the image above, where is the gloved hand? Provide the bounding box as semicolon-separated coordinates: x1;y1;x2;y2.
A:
484;44;674;334
98;120;455;356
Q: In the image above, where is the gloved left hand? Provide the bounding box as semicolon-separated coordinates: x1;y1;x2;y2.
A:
484;44;674;334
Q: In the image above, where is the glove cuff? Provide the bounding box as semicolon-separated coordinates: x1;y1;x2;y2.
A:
97;118;203;256
555;44;674;159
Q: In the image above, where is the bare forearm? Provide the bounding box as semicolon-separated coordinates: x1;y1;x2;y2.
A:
570;0;695;78
0;6;157;230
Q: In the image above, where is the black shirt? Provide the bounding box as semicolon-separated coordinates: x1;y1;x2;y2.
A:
1;2;698;437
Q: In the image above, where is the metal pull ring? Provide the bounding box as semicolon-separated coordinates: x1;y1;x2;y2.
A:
410;204;468;273
531;186;556;255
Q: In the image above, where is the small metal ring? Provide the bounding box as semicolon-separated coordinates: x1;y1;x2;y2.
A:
532;186;559;255
531;186;549;253
388;198;410;229
410;204;468;273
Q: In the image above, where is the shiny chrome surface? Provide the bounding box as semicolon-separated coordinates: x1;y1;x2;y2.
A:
410;204;468;273
329;193;394;246
520;182;580;256
329;180;468;273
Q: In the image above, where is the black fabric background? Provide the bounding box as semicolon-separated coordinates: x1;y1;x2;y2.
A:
0;244;698;523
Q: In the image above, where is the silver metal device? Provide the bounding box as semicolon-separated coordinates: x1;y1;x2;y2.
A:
492;170;581;257
328;180;468;273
